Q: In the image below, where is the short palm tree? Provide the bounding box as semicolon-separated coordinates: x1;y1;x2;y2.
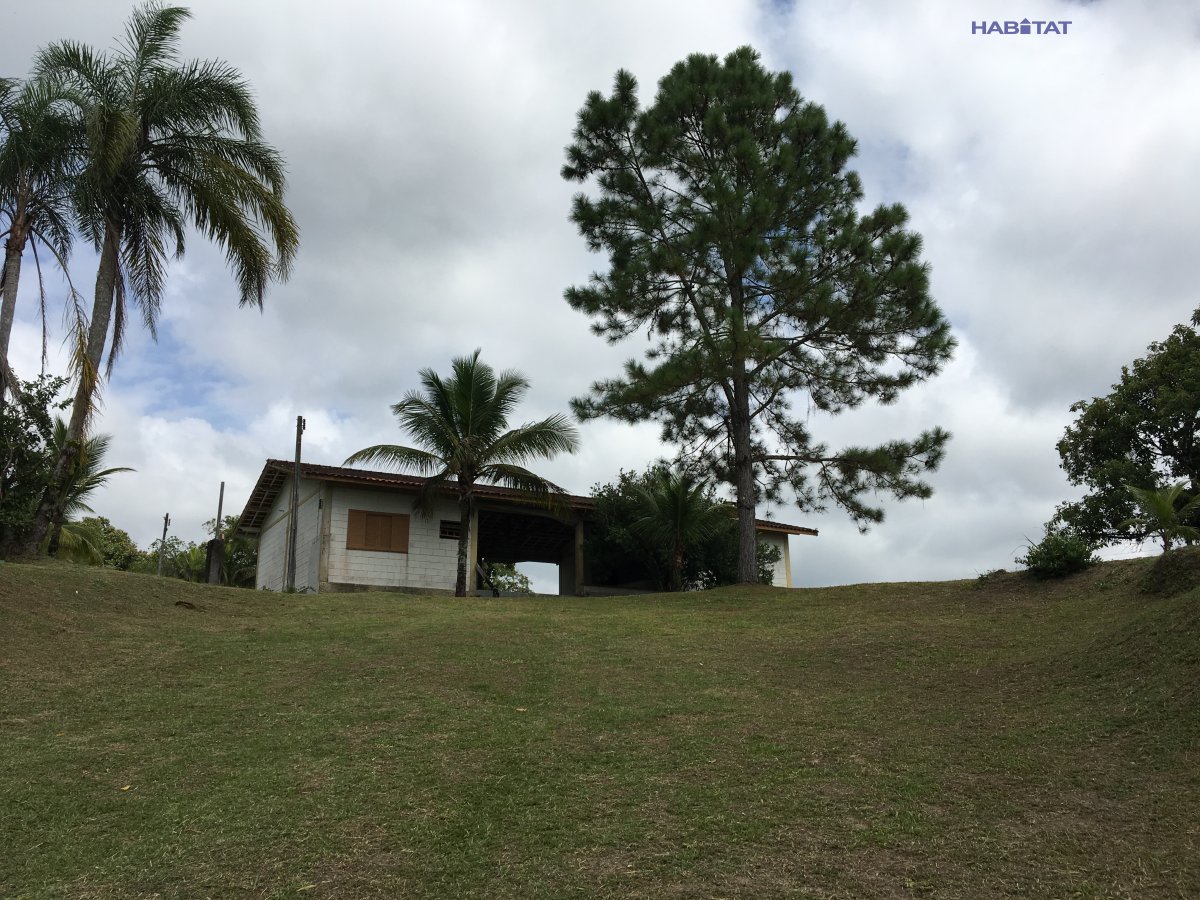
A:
22;2;298;555
0;74;82;404
345;350;580;597
631;469;732;591
51;516;105;566
1121;480;1200;552
45;417;134;556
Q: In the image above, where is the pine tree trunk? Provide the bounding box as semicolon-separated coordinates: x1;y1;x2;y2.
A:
0;226;26;409
455;492;472;597
21;223;121;557
730;366;758;584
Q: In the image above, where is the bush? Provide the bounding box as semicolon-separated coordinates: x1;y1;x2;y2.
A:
1016;529;1097;579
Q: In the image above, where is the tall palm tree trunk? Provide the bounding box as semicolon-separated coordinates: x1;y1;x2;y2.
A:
0;224;27;408
19;223;120;557
455;493;472;597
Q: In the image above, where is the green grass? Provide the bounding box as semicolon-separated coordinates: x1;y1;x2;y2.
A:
1;556;1197;898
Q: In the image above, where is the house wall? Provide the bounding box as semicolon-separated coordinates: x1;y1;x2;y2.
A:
255;476;322;592
326;486;462;592
760;532;792;588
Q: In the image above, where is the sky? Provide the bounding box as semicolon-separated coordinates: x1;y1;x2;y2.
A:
3;0;1196;590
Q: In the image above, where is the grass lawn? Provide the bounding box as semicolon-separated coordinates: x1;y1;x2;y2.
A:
1;556;1197;898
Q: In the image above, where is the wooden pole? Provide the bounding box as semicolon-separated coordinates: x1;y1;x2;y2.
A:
156;512;170;576
285;416;305;591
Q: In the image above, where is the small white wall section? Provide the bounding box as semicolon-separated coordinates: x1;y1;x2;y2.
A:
326;486;461;591
254;476;322;592
759;531;791;588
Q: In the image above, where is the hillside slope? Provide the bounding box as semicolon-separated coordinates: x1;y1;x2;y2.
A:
1;556;1197;898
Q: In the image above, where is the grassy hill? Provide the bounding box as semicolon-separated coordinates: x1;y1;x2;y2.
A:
1;556;1197;898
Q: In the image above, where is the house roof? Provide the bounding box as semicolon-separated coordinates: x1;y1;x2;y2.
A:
236;459;818;538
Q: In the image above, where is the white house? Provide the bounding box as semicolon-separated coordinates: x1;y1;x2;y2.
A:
237;459;817;595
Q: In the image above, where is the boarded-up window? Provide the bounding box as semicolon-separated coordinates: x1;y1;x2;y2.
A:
346;509;409;553
439;520;461;540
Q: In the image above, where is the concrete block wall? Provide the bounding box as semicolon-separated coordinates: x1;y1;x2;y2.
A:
293;486;321;592
254;476;322;592
326;486;461;591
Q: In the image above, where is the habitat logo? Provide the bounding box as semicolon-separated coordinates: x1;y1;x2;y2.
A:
971;18;1072;35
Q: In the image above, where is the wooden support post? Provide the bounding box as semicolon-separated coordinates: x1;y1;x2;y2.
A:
574;520;585;596
467;505;480;594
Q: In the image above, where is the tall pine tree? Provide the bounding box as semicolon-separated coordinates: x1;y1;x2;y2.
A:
563;47;955;582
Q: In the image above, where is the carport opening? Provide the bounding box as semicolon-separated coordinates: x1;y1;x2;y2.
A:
475;507;579;596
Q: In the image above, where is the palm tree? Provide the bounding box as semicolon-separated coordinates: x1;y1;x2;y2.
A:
51;516;105;566
345;350;580;597
21;2;298;555
45;416;134;556
630;469;732;591
1121;481;1200;552
0;74;82;405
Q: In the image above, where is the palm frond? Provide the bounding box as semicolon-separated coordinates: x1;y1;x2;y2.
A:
49;519;105;565
488;415;581;465
343;443;445;476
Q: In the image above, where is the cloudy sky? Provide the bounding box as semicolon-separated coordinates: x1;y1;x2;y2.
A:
3;0;1195;589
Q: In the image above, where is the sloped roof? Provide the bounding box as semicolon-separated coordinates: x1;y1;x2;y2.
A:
236;459;818;538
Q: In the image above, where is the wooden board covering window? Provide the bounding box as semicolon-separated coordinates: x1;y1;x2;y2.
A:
346;509;409;553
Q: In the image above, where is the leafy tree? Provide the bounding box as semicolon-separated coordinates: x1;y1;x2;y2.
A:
132;534;185;577
125;516;255;585
0;375;66;552
203;514;257;587
0;74;81;405
22;2;299;556
133;535;205;581
563;46;954;583
587;465;784;591
1120;481;1200;553
345;350;580;597
73;515;143;569
1055;324;1200;545
481;561;533;595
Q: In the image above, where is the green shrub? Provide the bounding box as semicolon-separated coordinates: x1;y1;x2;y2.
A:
1016;529;1097;579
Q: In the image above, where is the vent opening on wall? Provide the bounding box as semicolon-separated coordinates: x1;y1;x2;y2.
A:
439;520;461;540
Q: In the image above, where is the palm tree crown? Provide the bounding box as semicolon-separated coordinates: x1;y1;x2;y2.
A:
1121;480;1200;552
0;73;82;402
346;350;580;596
44;417;134;557
39;2;298;372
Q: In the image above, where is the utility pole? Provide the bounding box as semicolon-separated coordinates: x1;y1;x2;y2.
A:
156;512;170;576
285;415;305;591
